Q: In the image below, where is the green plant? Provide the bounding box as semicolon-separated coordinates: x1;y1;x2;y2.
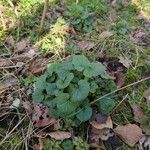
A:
32;55;116;124
62;140;74;150
43;138;62;150
40;17;68;53
66;3;94;32
111;19;130;35
73;137;89;150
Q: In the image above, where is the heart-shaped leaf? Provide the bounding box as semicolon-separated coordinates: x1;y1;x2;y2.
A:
76;105;92;122
71;80;90;101
56;73;74;89
97;97;115;114
46;83;57;95
84;63;110;78
72;55;90;71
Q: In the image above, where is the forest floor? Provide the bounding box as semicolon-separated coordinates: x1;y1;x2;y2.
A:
0;0;150;150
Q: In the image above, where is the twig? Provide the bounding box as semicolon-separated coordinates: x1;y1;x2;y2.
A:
90;76;150;105
0;116;26;145
39;0;49;33
0;10;6;30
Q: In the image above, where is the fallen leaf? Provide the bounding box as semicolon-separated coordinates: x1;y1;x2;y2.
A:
130;104;145;122
130;30;149;46
23;101;33;115
90;127;114;141
119;57;132;69
15;39;27;52
90;113;113;130
99;31;113;39
77;41;95;50
27;58;47;75
114;124;143;147
48;131;71;140
32;103;56;128
139;135;150;150
0;76;18;91
115;72;125;88
143;87;150;104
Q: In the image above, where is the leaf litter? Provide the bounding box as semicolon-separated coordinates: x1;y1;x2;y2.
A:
114;124;143;147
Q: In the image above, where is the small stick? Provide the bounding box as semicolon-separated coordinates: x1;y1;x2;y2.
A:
0;10;6;30
39;0;49;33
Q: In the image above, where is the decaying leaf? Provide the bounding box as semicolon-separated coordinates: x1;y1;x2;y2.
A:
99;31;113;39
32;103;56;128
115;72;125;88
0;76;18;91
130;104;146;122
114;124;143;147
77;41;95;50
89;127;114;142
48;131;71;140
23;101;33;115
143;87;150;104
15;39;27;52
119;57;132;69
23;101;56;128
90;113;113;130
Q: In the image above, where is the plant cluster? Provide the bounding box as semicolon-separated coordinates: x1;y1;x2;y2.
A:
32;55;116;125
111;19;130;35
65;0;110;32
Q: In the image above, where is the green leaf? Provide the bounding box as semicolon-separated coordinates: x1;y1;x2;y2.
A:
47;63;60;76
57;101;76;115
71;80;90;101
84;63;110;78
46;83;57;95
55;93;70;105
43;97;57;108
90;81;98;93
76;106;92;122
72;55;90;71
62;140;74;150
32;90;44;102
97;97;115;114
34;74;47;90
56;73;74;89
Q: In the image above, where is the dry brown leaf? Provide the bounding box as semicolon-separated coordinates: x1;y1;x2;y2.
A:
130;104;145;122
99;31;113;39
119;57;132;69
0;76;18;91
143;87;150;104
77;41;95;50
23;101;33;115
15;39;27;52
32;103;56;128
115;72;125;88
90;114;113;130
90;128;114;141
114;124;143;147
48;131;71;140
